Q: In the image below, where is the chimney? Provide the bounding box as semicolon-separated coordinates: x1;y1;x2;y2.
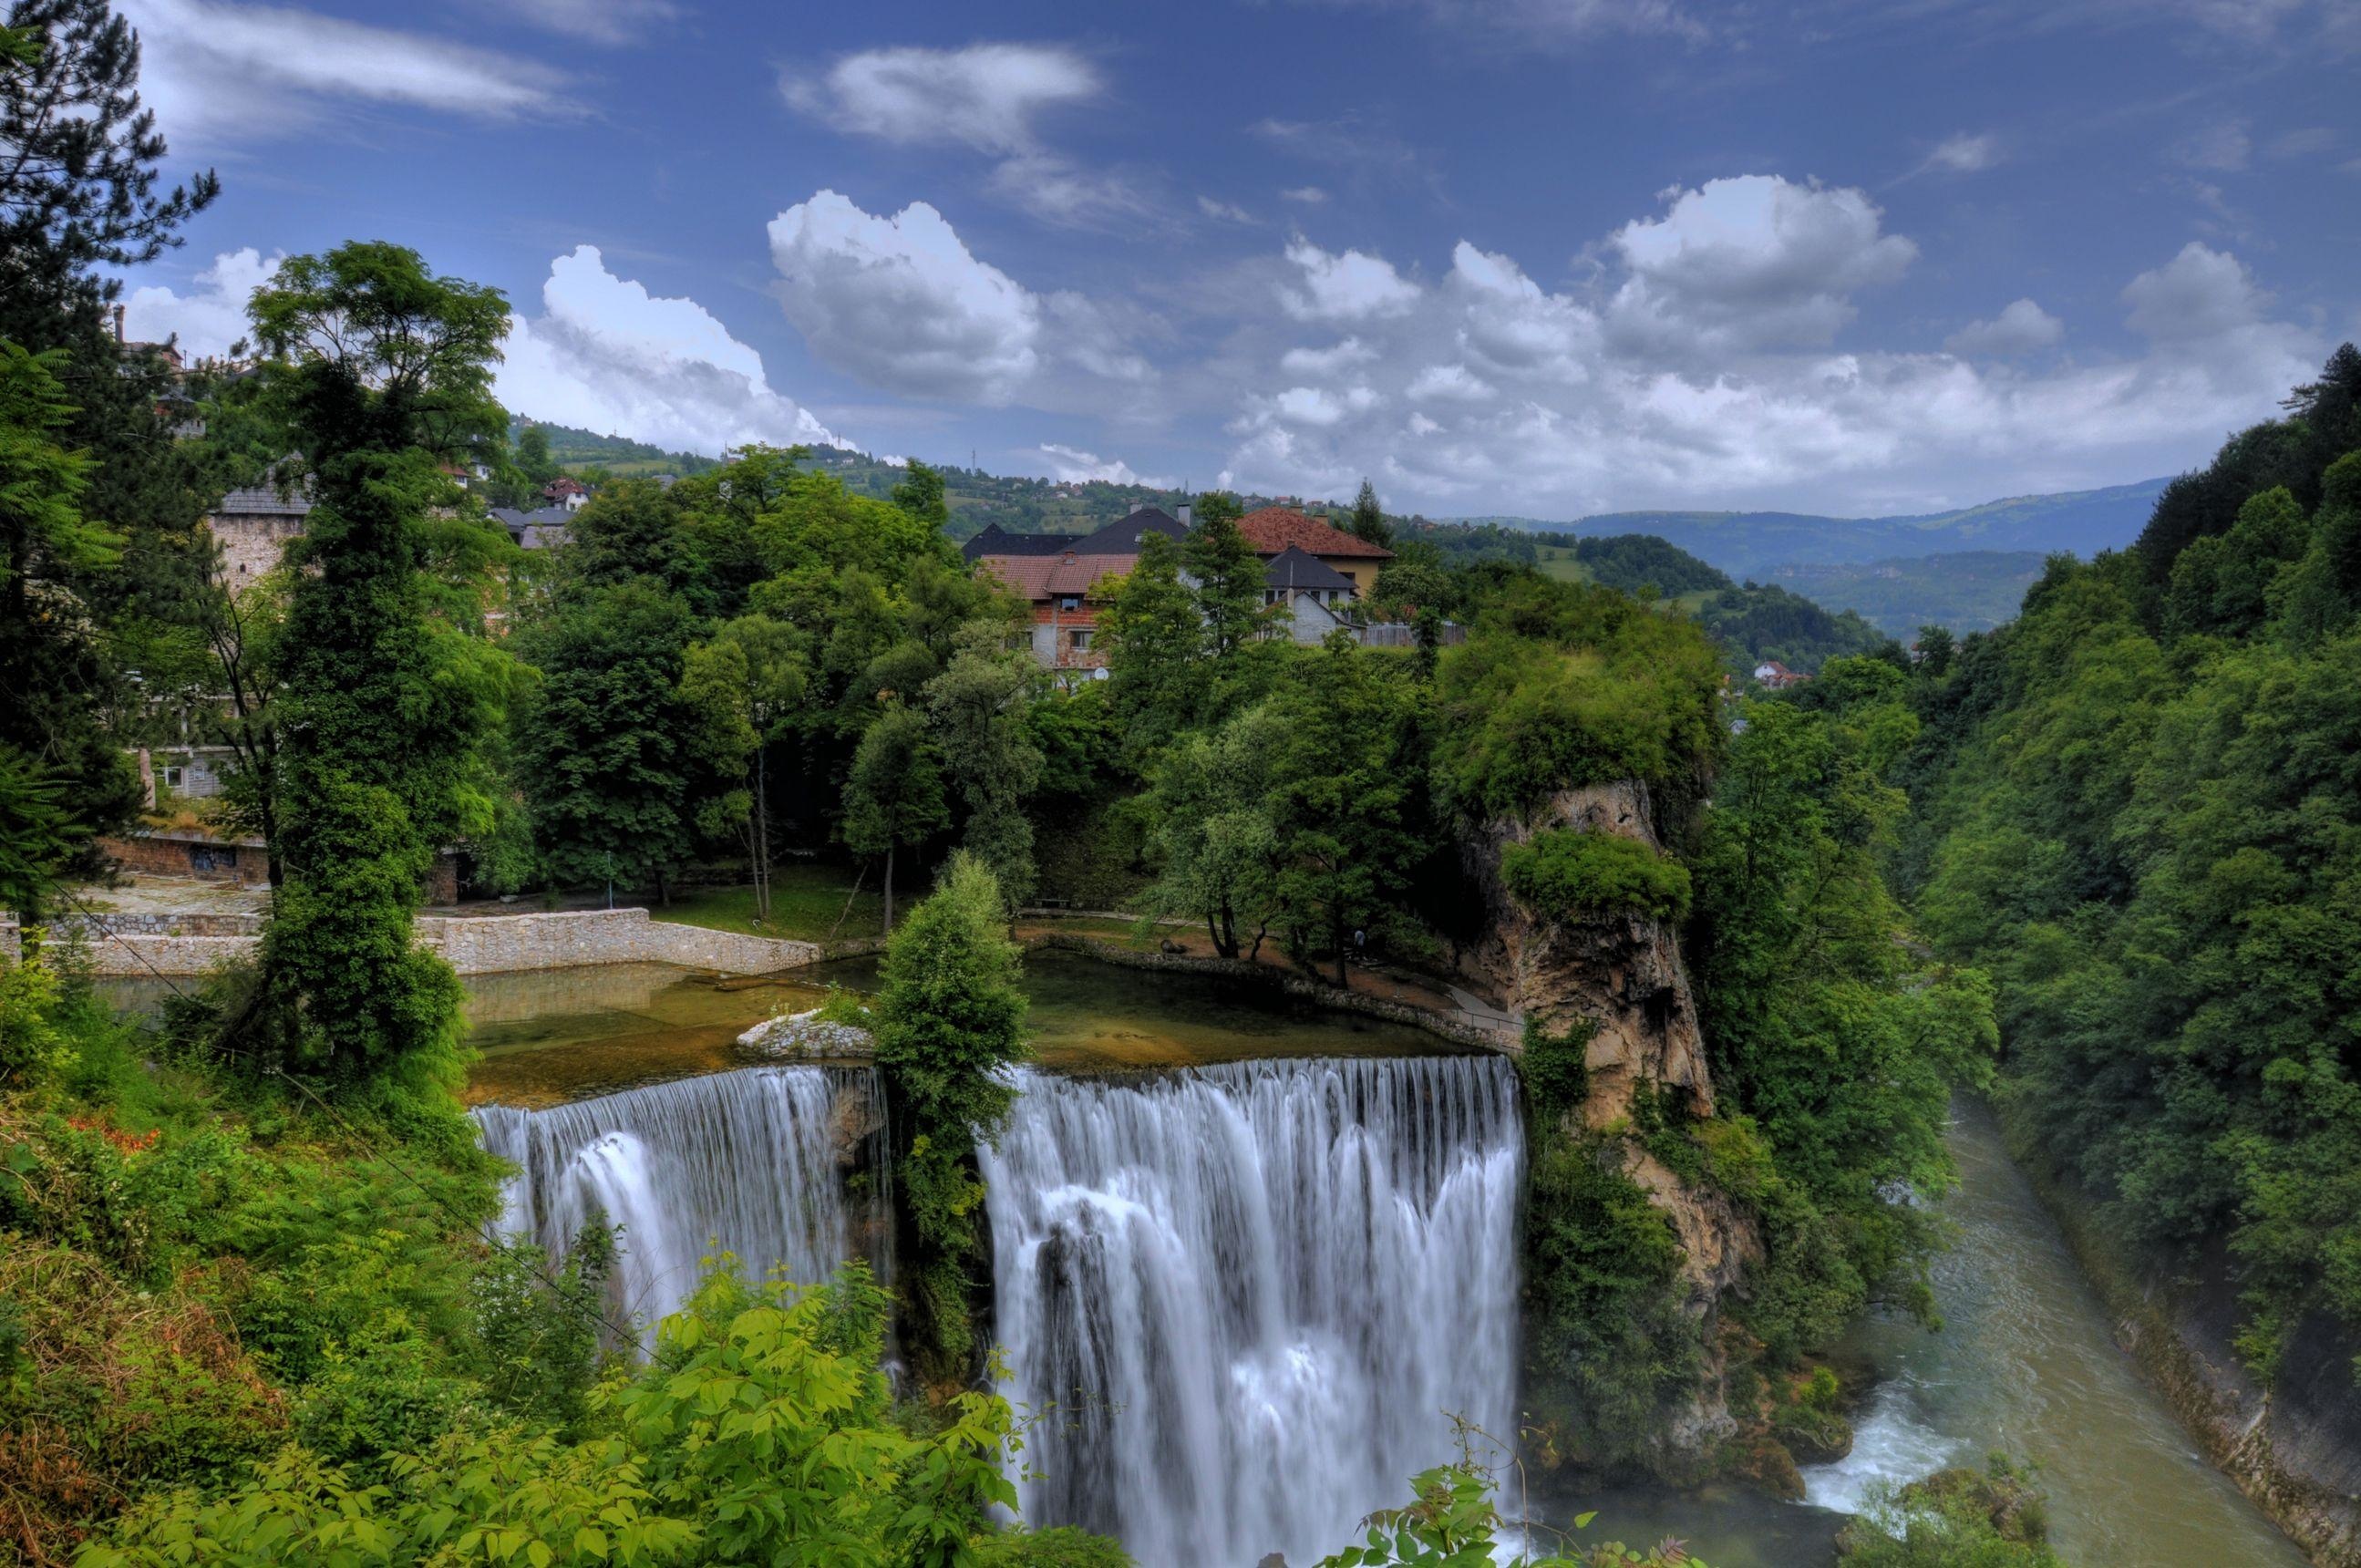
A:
1178;502;1192;527
113;304;126;344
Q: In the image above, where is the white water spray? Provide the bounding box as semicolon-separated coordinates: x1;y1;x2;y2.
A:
474;1066;884;1336
981;1056;1525;1568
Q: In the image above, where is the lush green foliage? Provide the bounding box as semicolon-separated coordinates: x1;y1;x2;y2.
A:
1316;1463;1706;1567
1693;672;1996;1353
1434;578;1723;820
1567;534;1733;599
1520;1136;1705;1467
1907;346;2361;1382
1835;1457;2065;1567
1693;582;1895;677
873;854;1030;1377
236;243;520;1088
1502;829;1692;924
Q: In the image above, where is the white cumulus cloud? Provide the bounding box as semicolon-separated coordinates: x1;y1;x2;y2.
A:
765;190;1151;408
1036;443;1175;487
1605;175;1918;356
1945;298;2065;356
498;246;843;456
121;247;283;357
1281;238;1421;322
768;191;1042;405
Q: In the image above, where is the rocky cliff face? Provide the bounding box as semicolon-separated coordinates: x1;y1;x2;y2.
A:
1462;779;1764;1464
1462;779;1715;1125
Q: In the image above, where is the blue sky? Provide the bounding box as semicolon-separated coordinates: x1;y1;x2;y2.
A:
118;0;2361;518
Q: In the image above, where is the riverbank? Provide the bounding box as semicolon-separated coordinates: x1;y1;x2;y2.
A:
1994;1099;2361;1568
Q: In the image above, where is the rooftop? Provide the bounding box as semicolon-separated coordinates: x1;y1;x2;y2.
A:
1263;545;1359;593
1236;507;1395;560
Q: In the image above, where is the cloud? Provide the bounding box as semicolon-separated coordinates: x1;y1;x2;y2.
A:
1280;238;1421;322
1036;443;1175;488
498;0;677;43
120;0;572;146
768;192;1040;404
1198;196;1256;223
2175;119;2253;170
1604;175;1917;355
1220;201;2317;516
1284;0;1703;49
1281;186;1330;204
1944;298;2065;356
785;43;1099;154
986;154;1153;229
2267;126;2339;158
1916;131;2002;174
496;246;844;456
120;247;283;356
765;190;1150;407
1281;337;1377;374
782;44;1146;227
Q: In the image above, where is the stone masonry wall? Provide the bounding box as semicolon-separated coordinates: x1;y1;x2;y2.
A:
67;907;818;978
416;909;818;975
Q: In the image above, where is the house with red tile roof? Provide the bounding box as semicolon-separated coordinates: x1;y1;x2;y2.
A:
1233;507;1393;595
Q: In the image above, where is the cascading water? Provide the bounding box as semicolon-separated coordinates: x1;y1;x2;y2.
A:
981;1055;1524;1568
474;1066;886;1337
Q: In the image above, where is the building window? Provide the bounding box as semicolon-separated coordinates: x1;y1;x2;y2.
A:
163;766;184;789
1067;629;1092;650
1057;594;1082;612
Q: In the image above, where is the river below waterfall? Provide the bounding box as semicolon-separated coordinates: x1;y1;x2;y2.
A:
428;965;2315;1566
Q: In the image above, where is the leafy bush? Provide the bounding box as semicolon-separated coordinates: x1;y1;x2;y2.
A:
1518;1016;1593;1126
1521;1137;1704;1466
1836;1455;2063;1566
1503;829;1692;924
1315;1464;1706;1567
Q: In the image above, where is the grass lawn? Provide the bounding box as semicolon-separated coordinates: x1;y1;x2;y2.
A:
656;863;893;943
1535;544;1594;584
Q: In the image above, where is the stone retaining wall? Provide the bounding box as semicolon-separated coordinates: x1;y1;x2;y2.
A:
57;911;263;938
416;909;819;975
61;907;820;978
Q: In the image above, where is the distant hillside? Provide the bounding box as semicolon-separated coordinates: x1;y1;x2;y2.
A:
1765;551;2050;639
1464;479;2168;578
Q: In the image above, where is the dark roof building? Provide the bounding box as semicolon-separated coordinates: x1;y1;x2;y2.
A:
1068;507;1188;555
961;522;1078;562
489;505;574;550
1263;546;1358;593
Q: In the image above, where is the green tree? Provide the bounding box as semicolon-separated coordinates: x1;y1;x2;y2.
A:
1347;478;1393;548
1178;490;1274;678
872;853;1030;1376
843;701;951;934
241;242;519;1087
1140;707;1282;958
0;0;217;332
518;577;703;899
892;457;951;527
1098;531;1208;764
512;420;558;487
1263;632;1429;985
924;624;1044;909
680;614;806;922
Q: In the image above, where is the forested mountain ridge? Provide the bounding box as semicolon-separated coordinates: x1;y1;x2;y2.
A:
1471;478;2169;577
1896;344;2361;1563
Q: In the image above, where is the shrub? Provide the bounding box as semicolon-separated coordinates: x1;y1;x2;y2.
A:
1502;829;1692;924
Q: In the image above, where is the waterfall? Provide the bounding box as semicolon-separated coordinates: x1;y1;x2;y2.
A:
474;1066;886;1336
981;1056;1524;1568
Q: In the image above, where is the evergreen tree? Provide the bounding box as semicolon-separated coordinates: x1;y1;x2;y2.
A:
1348;478;1393;548
0;1;217;335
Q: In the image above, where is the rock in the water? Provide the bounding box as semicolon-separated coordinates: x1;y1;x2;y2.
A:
737;1008;875;1059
